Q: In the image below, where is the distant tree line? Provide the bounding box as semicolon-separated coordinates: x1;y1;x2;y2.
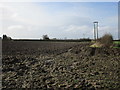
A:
42;34;91;41
5;34;120;42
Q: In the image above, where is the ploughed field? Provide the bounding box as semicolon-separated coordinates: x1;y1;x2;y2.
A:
2;41;120;89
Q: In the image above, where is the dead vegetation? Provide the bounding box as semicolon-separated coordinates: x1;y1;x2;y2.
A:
91;34;113;48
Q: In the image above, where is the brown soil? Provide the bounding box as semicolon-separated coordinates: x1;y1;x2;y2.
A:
2;41;120;89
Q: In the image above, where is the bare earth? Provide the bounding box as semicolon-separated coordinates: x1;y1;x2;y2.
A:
2;41;120;89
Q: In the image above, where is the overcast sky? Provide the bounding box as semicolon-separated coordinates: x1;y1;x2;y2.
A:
0;2;118;39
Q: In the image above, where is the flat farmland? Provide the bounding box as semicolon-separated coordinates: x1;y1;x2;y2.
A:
2;41;120;89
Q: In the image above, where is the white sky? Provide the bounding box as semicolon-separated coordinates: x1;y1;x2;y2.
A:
0;1;119;39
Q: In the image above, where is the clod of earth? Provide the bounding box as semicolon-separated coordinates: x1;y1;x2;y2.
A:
2;41;120;89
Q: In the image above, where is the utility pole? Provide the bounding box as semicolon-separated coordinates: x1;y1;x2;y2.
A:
93;21;99;41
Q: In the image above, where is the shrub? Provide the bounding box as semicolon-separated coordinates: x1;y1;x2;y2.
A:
42;35;50;40
98;34;113;47
2;35;12;41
